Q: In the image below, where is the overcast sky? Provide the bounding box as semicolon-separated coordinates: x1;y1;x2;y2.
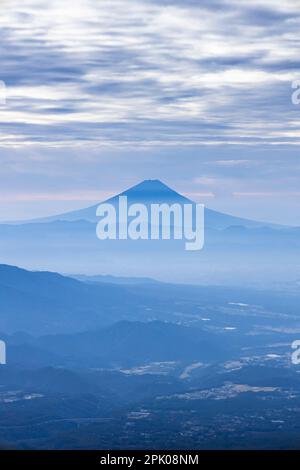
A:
0;0;300;224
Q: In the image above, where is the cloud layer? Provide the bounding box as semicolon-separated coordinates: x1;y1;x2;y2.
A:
0;0;299;147
0;0;300;224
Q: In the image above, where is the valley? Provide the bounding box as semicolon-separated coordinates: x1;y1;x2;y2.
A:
0;264;299;449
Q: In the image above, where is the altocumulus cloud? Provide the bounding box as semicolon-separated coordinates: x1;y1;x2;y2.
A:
1;0;300;226
0;0;299;147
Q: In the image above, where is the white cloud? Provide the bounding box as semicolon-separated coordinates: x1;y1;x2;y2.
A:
0;0;299;146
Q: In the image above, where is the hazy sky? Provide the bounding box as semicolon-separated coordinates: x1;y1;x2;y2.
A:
0;0;300;224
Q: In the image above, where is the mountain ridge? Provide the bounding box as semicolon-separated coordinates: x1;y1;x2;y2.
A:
5;179;283;230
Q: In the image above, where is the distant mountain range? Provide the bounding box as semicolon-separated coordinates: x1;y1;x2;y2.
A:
16;179;280;230
1;263;300;374
0;264;137;334
3;320;226;369
0;180;298;285
1;263;300;336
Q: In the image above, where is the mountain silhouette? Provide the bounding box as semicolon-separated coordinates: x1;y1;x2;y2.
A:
19;179;278;229
0;264;141;334
1;180;294;285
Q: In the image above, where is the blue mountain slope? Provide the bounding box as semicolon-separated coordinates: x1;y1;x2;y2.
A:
14;179;280;229
0;264;141;334
0;181;295;285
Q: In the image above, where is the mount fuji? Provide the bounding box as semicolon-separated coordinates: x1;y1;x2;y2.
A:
0;179;297;286
20;179;279;230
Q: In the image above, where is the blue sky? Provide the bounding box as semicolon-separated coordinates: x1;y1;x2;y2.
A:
0;0;300;224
